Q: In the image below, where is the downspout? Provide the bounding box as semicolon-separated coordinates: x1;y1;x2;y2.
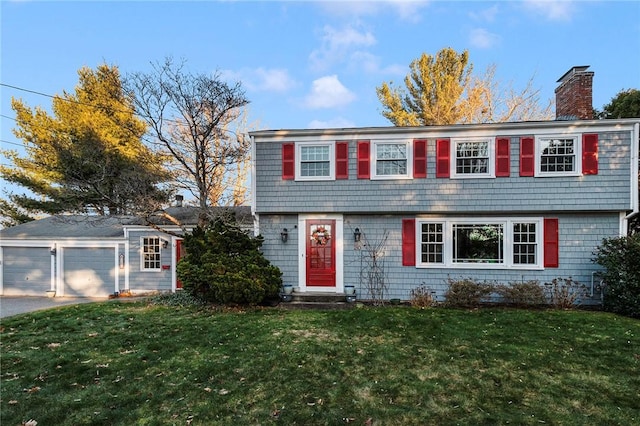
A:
623;122;640;235
251;135;259;237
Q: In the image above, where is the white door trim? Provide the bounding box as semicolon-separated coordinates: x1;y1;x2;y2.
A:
297;214;344;293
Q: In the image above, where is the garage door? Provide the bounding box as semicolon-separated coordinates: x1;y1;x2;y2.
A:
2;247;51;296
62;247;115;297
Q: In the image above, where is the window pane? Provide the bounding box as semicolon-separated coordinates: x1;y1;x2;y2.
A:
300;145;330;177
456;141;489;174
513;223;537;264
142;237;161;269
376;143;407;176
540;138;575;173
420;223;444;264
452;224;503;263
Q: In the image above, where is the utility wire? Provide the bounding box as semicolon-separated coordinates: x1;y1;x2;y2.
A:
0;82;245;139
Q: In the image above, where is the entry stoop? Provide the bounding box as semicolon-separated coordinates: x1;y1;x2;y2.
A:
279;292;354;310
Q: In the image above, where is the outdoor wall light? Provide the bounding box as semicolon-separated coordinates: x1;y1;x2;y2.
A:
162;240;169;249
50;247;57;255
354;228;361;242
280;228;289;243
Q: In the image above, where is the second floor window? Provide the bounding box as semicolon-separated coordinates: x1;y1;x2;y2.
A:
301;145;330;177
296;142;335;181
373;141;410;179
536;135;580;176
452;138;493;178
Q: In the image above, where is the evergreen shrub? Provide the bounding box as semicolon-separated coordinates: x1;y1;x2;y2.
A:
593;234;640;318
177;219;282;305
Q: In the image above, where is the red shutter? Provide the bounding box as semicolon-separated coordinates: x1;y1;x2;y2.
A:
495;137;511;177
436;139;450;178
282;143;295;180
336;141;349;179
402;218;416;266
543;218;559;268
520;136;535;177
413;139;427;178
582;133;598;175
357;140;370;179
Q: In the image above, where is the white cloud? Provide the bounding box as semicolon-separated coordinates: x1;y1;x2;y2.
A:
309;24;376;72
315;0;430;22
307;117;356;129
220;67;297;92
303;75;356;109
469;4;500;23
522;0;576;21
469;28;500;49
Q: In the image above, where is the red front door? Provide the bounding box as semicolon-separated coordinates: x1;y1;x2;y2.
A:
306;220;336;287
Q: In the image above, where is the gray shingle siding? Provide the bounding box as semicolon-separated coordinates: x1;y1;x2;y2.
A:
259;212;617;302
255;130;633;214
127;231;174;292
252;120;638;302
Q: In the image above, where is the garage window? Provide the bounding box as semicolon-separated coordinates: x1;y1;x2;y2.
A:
141;237;161;270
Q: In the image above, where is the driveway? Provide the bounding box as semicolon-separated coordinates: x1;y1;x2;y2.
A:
0;296;108;319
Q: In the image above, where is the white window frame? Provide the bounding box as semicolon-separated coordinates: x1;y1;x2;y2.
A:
451;137;495;179
535;134;581;177
141;236;162;271
416;217;543;270
295;141;335;181
371;140;412;180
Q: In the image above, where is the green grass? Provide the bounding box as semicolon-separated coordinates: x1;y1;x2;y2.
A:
1;301;639;425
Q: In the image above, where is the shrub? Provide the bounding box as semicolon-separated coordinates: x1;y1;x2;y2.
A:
177;219;282;305
544;277;588;309
593;234;640;318
495;280;546;307
409;284;435;308
444;278;493;308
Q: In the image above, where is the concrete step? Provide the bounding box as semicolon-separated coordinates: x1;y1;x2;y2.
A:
278;292;356;310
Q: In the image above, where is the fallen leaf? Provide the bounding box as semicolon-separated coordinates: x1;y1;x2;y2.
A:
46;343;61;349
24;386;41;394
8;400;18;405
204;387;212;392
218;389;230;395
22;420;37;426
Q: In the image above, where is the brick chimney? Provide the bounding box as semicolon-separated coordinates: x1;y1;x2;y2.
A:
555;66;594;120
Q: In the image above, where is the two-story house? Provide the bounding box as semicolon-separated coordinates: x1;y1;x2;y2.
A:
250;67;639;302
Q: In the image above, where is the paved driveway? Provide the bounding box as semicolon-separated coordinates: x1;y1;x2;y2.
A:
0;296;107;319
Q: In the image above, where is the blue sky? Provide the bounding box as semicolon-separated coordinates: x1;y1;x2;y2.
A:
1;0;639;184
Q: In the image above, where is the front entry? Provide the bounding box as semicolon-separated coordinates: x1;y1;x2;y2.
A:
306;220;336;287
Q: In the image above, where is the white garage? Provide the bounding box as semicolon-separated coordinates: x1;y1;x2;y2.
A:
60;246;119;297
1;245;53;296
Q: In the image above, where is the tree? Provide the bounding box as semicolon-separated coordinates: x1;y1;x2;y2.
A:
1;64;171;222
598;89;640;119
376;47;552;126
125;58;251;224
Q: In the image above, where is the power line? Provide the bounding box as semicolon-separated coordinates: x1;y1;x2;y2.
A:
1;82;246;139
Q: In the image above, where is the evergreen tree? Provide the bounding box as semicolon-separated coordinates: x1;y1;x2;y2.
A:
1;64;171;222
598;89;640;119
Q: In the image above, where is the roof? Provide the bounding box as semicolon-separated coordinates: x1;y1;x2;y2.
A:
0;215;136;239
249;118;640;140
0;206;253;240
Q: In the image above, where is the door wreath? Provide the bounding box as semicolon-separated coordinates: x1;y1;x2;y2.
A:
311;226;331;245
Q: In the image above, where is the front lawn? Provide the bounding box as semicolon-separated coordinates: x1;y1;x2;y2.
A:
1;302;638;425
